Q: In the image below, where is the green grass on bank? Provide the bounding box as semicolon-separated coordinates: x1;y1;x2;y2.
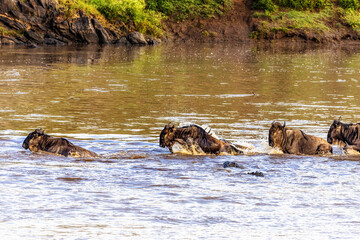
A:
56;0;232;38
146;0;233;21
0;26;20;37
3;0;359;40
58;0;164;37
251;0;360;39
342;8;360;33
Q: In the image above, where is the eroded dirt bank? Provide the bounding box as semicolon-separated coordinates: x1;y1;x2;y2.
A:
163;0;253;43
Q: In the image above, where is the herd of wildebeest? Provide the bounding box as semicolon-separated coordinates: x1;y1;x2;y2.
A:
22;118;360;159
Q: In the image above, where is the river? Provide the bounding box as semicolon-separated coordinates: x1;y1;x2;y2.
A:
1;43;360;239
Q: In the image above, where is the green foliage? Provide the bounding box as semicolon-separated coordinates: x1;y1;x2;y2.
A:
252;0;328;11
56;0;234;37
284;9;330;31
342;9;360;33
0;26;19;37
274;0;328;10
339;0;360;10
58;0;103;20
87;0;164;36
146;0;233;21
252;0;277;12
250;6;334;39
57;0;165;37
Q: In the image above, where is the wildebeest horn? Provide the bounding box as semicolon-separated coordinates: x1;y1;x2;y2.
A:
165;123;174;129
271;121;275;126
35;128;44;134
338;116;341;122
283;121;286;127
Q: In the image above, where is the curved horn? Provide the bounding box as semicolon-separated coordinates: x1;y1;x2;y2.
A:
283;121;286;128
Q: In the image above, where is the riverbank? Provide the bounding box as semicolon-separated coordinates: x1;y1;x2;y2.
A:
0;0;359;46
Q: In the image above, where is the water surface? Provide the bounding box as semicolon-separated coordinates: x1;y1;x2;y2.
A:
1;43;360;239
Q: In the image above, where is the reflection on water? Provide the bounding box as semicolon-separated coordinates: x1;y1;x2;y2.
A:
1;43;360;239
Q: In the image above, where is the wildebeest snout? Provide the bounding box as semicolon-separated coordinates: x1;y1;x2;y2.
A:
22;135;32;149
159;137;165;148
22;141;29;149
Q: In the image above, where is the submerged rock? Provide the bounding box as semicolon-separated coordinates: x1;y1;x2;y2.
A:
223;161;244;169
248;171;264;177
126;32;147;45
113;36;130;45
43;37;66;46
223;161;264;177
24;29;44;44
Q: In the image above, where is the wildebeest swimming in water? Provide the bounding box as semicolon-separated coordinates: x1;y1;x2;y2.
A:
159;123;244;155
22;129;99;158
327;118;360;154
269;122;332;155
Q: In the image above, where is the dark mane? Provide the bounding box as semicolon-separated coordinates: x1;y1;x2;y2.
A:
175;125;208;140
327;120;360;147
159;124;243;155
340;122;360;144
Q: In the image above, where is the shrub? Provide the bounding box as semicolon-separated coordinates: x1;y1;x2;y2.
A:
252;0;277;12
253;0;327;11
274;0;327;10
0;26;19;37
339;0;360;10
342;9;360;33
58;0;165;37
146;0;233;21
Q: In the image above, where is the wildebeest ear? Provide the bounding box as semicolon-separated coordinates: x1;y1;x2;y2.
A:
333;119;340;126
35;128;44;135
165;123;175;131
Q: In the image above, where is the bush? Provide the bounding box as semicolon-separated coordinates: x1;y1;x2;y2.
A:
252;0;327;11
58;0;165;37
146;0;233;21
342;9;360;33
274;0;327;10
339;0;360;10
0;26;19;37
252;0;277;12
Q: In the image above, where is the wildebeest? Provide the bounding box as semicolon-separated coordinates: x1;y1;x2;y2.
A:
159;123;244;155
22;129;99;158
269;122;332;155
327;119;360;153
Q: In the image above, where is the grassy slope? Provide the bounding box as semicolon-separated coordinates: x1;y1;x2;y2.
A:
251;1;360;41
55;0;232;38
56;0;360;42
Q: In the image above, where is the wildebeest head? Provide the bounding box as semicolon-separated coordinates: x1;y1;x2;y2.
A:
327;119;342;145
22;129;45;149
269;121;286;148
159;123;175;148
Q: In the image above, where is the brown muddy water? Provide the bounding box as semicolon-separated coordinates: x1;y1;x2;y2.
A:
1;43;360;239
